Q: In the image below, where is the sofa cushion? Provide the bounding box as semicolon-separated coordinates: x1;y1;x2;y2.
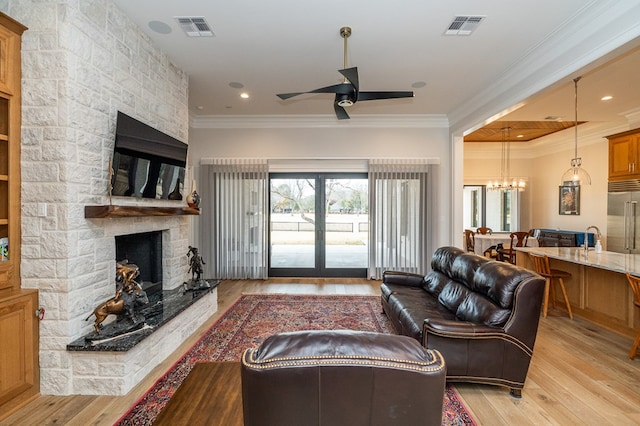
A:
383;284;457;340
451;253;490;289
474;261;535;309
455;292;511;327
421;271;451;297
431;246;465;276
437;281;470;313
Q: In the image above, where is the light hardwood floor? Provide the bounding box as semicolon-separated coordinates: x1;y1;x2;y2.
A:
2;278;640;425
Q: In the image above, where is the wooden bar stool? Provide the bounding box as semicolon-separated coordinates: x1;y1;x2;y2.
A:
528;252;573;319
624;273;640;359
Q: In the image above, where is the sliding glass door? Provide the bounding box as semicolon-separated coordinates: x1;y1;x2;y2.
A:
269;173;368;277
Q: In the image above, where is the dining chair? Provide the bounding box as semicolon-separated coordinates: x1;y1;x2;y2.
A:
464;229;475;252
528;252;573;319
624;273;640;359
483;244;501;260
476;227;493;235
498;231;530;264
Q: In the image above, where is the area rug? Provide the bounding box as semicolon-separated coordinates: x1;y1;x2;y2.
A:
116;294;477;425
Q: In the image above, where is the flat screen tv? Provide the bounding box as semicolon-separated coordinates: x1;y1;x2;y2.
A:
110;112;187;200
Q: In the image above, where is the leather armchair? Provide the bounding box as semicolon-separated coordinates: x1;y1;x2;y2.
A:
241;330;447;426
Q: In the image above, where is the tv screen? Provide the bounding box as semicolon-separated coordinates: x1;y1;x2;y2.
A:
110;112;187;200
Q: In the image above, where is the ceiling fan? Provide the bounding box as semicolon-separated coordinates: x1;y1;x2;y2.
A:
276;26;414;120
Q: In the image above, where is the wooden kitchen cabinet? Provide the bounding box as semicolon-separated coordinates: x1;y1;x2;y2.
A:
608;128;640;181
0;290;39;417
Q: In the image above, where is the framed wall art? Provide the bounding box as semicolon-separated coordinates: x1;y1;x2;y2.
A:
559;184;580;215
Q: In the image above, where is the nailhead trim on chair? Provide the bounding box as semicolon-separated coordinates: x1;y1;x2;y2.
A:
242;348;446;373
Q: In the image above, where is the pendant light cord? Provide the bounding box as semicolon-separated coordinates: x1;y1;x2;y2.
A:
573;76;581;160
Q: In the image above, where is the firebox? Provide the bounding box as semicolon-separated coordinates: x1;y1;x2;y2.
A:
115;231;162;296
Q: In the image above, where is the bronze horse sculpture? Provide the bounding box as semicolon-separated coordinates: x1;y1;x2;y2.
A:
85;261;149;333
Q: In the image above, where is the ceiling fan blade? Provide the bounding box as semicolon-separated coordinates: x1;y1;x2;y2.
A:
309;83;353;95
277;92;305;100
357;91;414;101
338;67;359;92
277;83;353;100
334;103;350;120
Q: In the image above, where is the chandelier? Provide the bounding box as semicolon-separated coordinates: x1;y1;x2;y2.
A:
487;125;526;192
560;76;591;186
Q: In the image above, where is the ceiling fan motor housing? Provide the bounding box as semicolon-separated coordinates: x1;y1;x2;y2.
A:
336;91;355;107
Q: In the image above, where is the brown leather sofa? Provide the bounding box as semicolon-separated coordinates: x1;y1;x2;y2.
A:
241;330;446;426
381;246;545;397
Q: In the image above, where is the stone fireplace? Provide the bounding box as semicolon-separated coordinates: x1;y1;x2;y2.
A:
63;216;217;396
8;1;211;396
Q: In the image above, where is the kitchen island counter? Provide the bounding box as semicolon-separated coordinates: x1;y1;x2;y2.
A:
516;246;640;276
516;247;639;340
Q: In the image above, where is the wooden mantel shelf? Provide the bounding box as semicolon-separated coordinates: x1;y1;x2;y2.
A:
85;205;200;218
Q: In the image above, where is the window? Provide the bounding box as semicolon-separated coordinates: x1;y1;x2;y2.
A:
463;185;519;232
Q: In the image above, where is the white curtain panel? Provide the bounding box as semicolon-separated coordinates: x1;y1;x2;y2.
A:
200;159;269;279
368;159;433;279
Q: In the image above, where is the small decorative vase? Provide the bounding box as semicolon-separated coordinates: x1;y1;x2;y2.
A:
186;180;201;208
168;178;183;200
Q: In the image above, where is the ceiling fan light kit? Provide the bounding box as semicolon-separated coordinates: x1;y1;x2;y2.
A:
276;26;414;119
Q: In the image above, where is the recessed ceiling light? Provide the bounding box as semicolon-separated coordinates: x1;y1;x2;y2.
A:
148;20;172;34
240;93;249;99
196;106;204;110
229;82;244;89
411;81;427;89
601;95;613;101
516;134;524;138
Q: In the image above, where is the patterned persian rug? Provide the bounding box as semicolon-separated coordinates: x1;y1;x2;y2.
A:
117;294;477;425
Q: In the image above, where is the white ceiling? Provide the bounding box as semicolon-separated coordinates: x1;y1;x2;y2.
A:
111;0;640;130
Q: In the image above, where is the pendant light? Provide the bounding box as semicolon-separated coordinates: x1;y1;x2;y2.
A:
560;76;591;186
487;125;526;192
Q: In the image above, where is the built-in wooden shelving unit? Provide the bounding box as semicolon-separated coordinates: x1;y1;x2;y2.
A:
0;12;38;420
84;205;200;218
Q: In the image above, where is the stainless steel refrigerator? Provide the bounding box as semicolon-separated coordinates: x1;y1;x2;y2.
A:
607;181;640;253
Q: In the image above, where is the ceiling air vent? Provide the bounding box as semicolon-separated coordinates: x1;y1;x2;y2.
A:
175;16;214;37
444;16;485;36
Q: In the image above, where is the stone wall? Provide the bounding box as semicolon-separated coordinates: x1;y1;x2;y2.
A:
3;1;194;395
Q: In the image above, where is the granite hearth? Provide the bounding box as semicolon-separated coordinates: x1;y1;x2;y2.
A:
67;280;220;352
65;281;219;396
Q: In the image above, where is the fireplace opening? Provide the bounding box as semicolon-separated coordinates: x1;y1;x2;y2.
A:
115;231;162;296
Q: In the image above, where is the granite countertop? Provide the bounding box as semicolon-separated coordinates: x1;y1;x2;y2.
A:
67;279;220;352
516;246;640;276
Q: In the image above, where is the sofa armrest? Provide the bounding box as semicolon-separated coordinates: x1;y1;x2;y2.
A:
423;318;530;353
423;318;498;337
382;270;424;287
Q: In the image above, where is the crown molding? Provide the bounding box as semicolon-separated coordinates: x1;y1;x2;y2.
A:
449;0;640;134
189;114;449;129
